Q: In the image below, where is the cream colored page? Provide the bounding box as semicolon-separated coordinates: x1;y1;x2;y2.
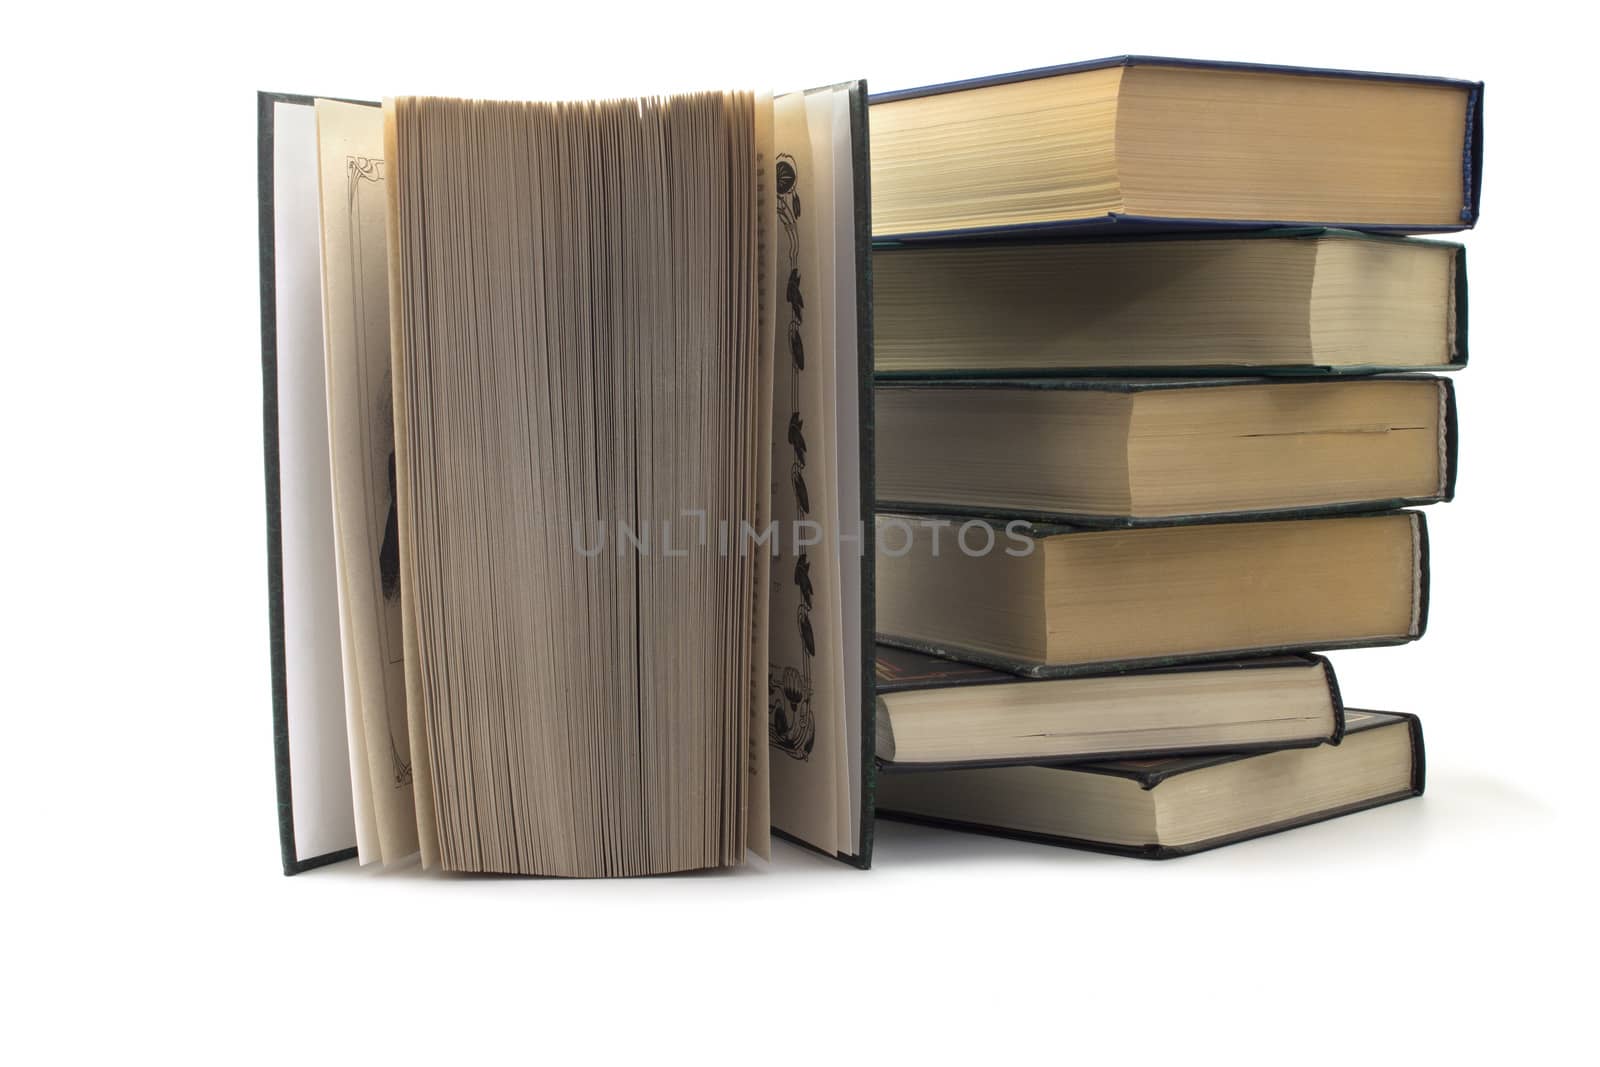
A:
382;100;439;868
331;531;379;862
313;99;418;863
304;101;378;864
767;91;840;856
803;88;851;855
746;92;777;860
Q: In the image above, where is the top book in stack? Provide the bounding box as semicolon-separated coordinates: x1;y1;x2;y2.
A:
870;56;1483;241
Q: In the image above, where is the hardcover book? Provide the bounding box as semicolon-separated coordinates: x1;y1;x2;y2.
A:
875;644;1346;768
870;56;1483;240
876;709;1425;858
876;510;1429;677
874;229;1467;376
876;376;1457;526
260;85;878;875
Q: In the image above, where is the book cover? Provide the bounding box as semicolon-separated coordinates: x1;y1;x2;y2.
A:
259;91;377;875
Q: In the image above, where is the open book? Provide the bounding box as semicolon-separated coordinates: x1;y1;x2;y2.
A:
258;85;875;876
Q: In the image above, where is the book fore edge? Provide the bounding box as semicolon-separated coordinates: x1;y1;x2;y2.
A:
1460;86;1478;222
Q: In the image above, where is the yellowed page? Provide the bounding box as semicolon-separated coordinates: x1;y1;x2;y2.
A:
313;98;418;864
381;100;439;869
745;92;777;860
803;87;851;855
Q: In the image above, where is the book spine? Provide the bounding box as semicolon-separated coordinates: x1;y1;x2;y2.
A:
1413;511;1432;641
1441;377;1460;503
1462;84;1484;225
1320;655;1348;745
1407;713;1429;795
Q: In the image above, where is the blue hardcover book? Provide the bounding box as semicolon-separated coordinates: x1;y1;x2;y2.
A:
870;56;1483;243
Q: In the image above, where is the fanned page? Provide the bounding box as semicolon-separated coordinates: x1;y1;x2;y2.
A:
748;94;778;860
311;100;420;865
380;105;440;870
387;93;765;876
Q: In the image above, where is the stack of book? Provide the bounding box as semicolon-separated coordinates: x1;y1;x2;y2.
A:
867;56;1481;857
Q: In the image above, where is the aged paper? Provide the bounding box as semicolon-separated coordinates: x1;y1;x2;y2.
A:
381;101;439;868
314;99;418;864
766;91;843;856
804;87;852;855
746;92;778;860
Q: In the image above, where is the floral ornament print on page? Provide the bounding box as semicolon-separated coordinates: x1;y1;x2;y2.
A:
768;152;816;762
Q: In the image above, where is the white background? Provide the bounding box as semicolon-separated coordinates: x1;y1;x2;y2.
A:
5;0;1594;1061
